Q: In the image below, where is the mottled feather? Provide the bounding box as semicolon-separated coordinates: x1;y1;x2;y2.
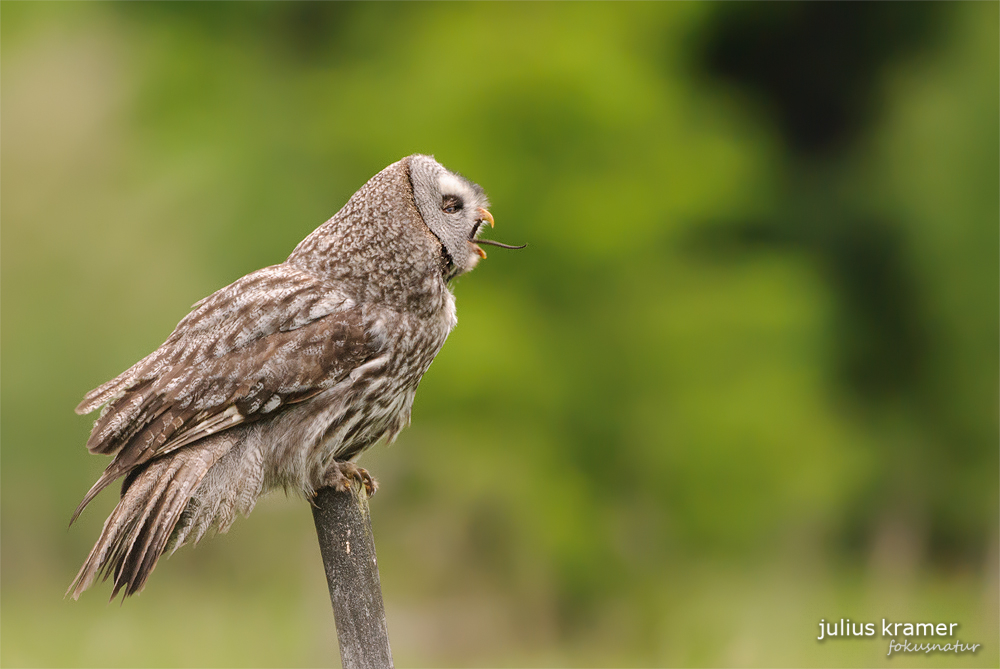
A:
70;155;493;598
71;268;376;524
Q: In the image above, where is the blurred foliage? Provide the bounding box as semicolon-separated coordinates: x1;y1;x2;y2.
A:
1;3;996;667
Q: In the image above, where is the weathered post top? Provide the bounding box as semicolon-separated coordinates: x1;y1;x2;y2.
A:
312;483;393;669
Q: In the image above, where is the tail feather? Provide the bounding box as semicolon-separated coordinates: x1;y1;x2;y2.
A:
172;495;219;549
68;437;232;600
169;440;265;551
111;461;185;598
69;437;175;527
167;498;201;551
70;467;125;527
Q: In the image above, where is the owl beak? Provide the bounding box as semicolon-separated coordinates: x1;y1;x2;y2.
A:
477;208;495;228
473;208;493;258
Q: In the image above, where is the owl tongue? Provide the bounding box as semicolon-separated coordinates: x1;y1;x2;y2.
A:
474;239;527;250
471;207;526;253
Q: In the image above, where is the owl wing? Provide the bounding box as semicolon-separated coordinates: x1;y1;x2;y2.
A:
72;264;378;522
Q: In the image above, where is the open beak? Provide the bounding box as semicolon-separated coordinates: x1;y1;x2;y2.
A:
471;207;526;257
473;208;494;258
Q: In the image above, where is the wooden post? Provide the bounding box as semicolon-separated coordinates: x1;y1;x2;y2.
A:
312;482;393;669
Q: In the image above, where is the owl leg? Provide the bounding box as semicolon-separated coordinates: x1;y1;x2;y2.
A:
321;461;378;497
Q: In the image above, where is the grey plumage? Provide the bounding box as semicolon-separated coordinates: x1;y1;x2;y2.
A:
70;155;494;600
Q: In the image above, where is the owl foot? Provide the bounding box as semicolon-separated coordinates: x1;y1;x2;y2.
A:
322;461;378;498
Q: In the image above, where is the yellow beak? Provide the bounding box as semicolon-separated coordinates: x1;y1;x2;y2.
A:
477;208;495;228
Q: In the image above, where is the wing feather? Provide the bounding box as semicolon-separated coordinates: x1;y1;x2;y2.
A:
72;264;377;523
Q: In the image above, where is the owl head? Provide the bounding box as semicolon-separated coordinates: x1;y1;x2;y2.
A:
408;155;494;280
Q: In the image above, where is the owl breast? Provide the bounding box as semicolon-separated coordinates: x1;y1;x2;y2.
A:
283;289;457;488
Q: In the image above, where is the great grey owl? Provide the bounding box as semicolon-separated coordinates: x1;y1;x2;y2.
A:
69;155;508;600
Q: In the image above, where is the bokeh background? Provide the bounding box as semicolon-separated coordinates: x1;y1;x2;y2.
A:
2;3;997;667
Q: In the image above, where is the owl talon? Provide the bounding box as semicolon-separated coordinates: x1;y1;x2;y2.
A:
357;467;377;497
322;461;378;498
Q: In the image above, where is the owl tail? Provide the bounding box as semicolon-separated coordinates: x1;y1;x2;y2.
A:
68;437;232;601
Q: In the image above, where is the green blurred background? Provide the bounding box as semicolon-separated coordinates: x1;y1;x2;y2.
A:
2;3;997;667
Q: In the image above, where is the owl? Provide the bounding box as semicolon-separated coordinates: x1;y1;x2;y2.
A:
69;155;506;600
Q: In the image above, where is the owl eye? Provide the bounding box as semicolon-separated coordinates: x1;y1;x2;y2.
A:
442;195;463;214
